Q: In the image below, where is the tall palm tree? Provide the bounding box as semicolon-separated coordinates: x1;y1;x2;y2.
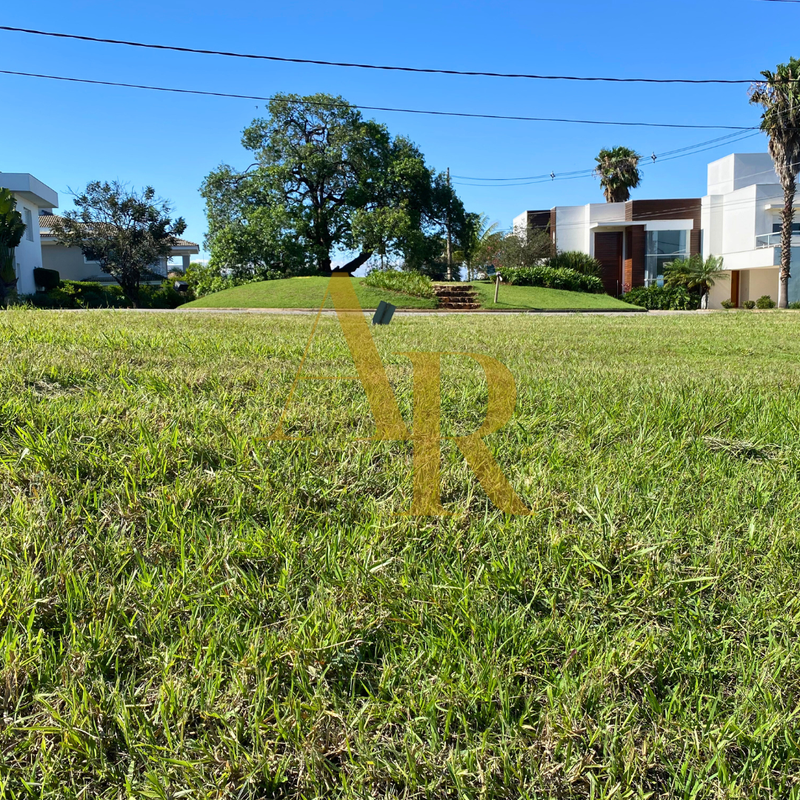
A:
750;58;800;309
594;146;642;203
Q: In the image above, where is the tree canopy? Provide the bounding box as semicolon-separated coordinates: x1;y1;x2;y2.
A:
52;181;186;306
594;146;642;203
202;94;468;277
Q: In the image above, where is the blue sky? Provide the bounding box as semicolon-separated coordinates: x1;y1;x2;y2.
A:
1;0;797;259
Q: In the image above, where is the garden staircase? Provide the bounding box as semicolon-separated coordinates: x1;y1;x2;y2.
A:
433;284;480;310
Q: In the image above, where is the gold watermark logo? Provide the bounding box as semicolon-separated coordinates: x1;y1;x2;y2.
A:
272;274;529;516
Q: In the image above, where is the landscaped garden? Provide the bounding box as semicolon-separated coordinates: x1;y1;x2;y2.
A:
2;309;800;797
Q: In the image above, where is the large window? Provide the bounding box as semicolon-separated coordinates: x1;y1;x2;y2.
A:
23;208;33;241
772;222;800;235
645;230;688;286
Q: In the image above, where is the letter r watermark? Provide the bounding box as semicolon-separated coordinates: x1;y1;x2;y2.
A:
272;274;530;516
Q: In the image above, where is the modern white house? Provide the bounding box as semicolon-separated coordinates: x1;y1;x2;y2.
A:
38;214;200;283
0;173;58;295
513;152;799;308
703;153;799;308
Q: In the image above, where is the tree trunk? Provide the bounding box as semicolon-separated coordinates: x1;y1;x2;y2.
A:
332;252;372;275
700;291;709;310
778;176;795;309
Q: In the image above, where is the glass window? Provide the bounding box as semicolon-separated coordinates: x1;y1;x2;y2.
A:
23;208;33;241
645;230;688;286
772;222;800;234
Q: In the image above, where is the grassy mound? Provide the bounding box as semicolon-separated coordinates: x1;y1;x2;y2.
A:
184;276;438;309
2;310;799;795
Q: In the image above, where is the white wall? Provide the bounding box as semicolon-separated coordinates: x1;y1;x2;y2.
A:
555;205;590;253
707;153;778;195
11;196;44;295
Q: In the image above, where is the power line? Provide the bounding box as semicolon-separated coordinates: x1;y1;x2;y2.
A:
0;69;759;131
0;25;767;84
452;131;762;187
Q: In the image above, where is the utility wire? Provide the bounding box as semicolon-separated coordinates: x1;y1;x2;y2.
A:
0;25;770;84
0;69;760;130
453;131;757;181
452;131;762;187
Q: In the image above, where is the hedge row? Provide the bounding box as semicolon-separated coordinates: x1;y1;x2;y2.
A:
498;266;605;294
22;280;187;309
621;285;700;310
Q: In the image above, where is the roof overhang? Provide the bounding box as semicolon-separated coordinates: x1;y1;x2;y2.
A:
589;221;639;229
0;173;58;208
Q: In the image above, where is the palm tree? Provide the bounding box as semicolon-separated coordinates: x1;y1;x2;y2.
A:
459;213;503;280
664;254;728;309
750;58;800;308
594;146;642;203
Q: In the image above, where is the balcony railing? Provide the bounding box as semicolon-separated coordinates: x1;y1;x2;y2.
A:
756;232;800;248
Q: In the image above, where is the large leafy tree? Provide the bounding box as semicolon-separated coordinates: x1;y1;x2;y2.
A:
594;146;642;203
0;188;26;305
52;181;186;306
490;229;553;271
750;58;800;308
202;93;466;277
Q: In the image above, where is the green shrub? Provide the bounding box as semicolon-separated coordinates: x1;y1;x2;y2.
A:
183;262;278;300
788;301;800;310
19;279;189;309
33;267;60;291
721;298;735;309
755;295;776;309
498;266;604;294
138;281;187;309
362;269;435;298
621;285;701;310
743;300;756;309
545;251;602;277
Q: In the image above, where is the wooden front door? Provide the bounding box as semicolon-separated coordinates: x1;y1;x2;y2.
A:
594;232;623;296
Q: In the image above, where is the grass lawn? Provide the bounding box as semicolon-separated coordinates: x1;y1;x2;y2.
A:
3;309;800;797
183;275;438;309
470;280;641;310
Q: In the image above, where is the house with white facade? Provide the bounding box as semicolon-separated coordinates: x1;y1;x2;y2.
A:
514;199;701;298
39;215;200;282
703;153;799;308
0;173;58;295
513;152;798;308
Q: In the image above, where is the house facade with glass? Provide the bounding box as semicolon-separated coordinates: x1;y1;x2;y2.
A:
703;153;800;308
513;198;700;298
514;151;800;308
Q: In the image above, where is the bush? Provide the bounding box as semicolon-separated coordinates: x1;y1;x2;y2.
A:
621;285;701;310
788;301;800;310
362;269;434;298
756;295;776;309
721;298;735;309
33;267;61;291
743;300;756;309
183;262;279;300
18;279;189;309
545;251;602;277
498;265;604;294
